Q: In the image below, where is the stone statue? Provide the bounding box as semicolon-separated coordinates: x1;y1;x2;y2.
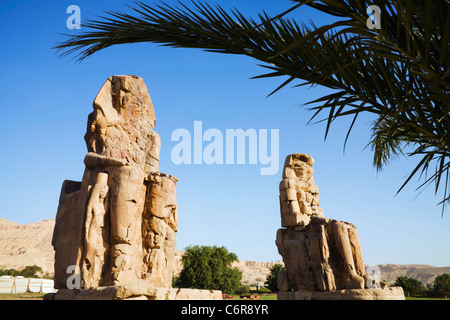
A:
276;154;405;300
82;172;110;288
46;75;221;300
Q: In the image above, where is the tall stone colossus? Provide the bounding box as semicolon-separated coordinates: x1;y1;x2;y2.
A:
48;76;221;300
276;154;405;300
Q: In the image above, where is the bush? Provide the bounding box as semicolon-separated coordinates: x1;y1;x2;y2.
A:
0;268;20;277
234;285;251;295
20;265;43;278
0;265;44;278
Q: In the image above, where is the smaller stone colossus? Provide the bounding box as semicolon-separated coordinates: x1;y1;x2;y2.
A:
276;153;366;291
276;154;405;300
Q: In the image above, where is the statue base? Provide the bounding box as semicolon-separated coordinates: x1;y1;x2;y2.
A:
277;287;405;300
43;286;223;300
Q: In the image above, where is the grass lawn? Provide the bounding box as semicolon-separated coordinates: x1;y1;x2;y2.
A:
259;293;277;300
226;293;277;300
0;293;45;300
405;297;447;300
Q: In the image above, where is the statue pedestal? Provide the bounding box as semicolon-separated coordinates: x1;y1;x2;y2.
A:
44;286;222;300
277;287;405;300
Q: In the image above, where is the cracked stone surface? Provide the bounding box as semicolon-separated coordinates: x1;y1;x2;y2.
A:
51;76;186;298
276;153;404;299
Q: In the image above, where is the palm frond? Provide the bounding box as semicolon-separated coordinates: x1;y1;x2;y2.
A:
54;0;450;211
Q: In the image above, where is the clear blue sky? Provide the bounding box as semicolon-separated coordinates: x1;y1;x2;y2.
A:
0;0;449;267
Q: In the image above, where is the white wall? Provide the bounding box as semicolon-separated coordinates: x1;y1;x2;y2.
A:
0;276;56;294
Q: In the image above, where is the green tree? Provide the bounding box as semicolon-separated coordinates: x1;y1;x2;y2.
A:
393;276;424;297
393;276;412;297
174;245;242;294
431;273;450;298
264;263;285;292
55;0;450;212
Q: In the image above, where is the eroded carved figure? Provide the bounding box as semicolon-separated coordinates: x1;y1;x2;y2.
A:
276;154;366;292
51;75;178;291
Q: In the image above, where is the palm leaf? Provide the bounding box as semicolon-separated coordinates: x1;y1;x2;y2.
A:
54;0;450;211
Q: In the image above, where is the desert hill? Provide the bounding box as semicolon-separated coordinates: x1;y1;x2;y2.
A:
377;264;450;285
0;218;55;274
1;218;448;286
